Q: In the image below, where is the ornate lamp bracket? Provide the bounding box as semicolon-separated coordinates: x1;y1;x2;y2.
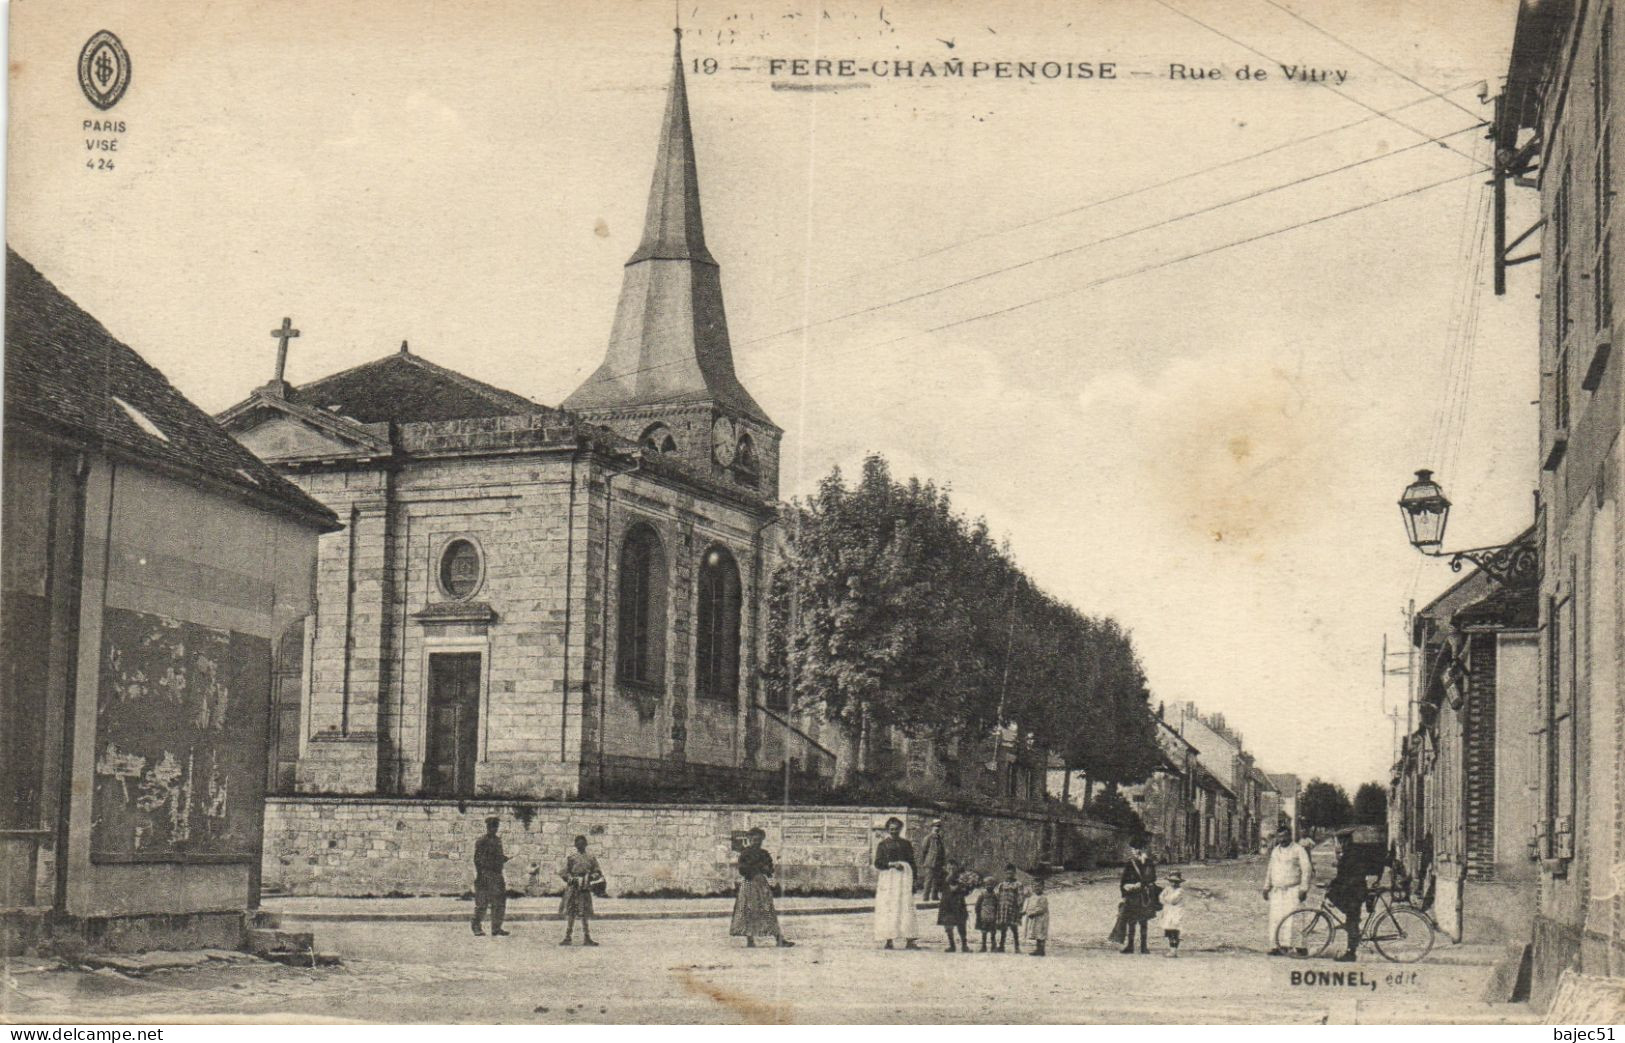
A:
1427;537;1540;589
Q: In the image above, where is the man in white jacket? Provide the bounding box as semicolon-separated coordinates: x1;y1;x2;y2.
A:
1261;825;1312;955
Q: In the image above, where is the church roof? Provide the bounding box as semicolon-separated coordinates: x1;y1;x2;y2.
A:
285;346;547;425
4;248;338;530
562;30;775;428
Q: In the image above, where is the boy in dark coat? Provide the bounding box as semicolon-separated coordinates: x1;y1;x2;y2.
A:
936;859;970;951
974;873;1000;952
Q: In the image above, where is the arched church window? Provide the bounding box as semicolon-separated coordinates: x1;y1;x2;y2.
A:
640;423;678;454
695;545;742;701
439;538;483;600
617;524;667;686
268;615;308;794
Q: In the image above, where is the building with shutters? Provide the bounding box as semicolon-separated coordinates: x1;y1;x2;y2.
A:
1482;0;1624;1007
1390;548;1540;945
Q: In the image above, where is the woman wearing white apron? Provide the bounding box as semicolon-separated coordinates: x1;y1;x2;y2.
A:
872;817;920;950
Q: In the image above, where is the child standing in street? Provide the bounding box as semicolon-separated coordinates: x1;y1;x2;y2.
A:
1161;870;1186;958
1022;877;1050;957
994;864;1026;953
936;859;970;952
974;873;999;952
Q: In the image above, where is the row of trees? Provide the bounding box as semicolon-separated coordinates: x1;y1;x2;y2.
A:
1299;779;1390;831
762;455;1164;790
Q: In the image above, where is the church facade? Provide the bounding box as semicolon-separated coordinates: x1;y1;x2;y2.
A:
219;34;832;802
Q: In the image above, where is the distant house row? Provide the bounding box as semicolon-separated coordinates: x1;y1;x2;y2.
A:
1049;701;1298;863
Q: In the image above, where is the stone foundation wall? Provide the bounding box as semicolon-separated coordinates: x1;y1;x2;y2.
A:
262;797;1121;897
2;910;246;957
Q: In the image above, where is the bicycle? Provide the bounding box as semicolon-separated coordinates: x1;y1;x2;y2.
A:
1274;884;1435;963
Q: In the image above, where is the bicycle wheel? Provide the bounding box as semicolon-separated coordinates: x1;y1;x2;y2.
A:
1277;909;1335;957
1369;906;1434;963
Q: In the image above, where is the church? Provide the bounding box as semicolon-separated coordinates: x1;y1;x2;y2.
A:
219;32;834;803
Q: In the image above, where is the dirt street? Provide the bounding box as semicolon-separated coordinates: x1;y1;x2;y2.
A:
5;856;1536;1024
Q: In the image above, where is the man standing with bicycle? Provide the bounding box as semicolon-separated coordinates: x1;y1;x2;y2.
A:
1263;825;1312;956
1326;828;1370;963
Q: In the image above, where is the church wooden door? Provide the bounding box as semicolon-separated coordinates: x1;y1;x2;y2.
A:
425;653;481;797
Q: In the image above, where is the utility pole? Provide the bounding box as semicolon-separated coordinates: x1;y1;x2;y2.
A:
1382;610;1415;765
1405;599;1416;737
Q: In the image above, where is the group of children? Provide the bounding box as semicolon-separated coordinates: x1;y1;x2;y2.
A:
930;862;1191;959
934;862;1052;956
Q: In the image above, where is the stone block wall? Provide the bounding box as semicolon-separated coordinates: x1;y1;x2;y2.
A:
261;797;1121;897
382;453;585;799
291;468;393;794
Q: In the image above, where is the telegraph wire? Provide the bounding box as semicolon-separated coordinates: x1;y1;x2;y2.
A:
1409;139;1490;609
605;164;1491;412
901;167;1490;345
1257;0;1486;123
561;83;1488;396
1427;142;1493;465
1151;0;1484;166
565;121;1488;400
726;121;1487;351
1430;141;1493;481
799;80;1490;293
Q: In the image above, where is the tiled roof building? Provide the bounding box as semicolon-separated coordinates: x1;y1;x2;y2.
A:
217;31;827;820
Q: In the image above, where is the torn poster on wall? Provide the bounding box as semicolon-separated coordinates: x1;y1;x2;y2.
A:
91;607;271;863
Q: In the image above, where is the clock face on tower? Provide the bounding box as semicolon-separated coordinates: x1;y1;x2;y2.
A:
711;416;737;466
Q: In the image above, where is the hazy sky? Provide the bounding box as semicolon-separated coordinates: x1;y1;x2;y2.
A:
9;0;1537;790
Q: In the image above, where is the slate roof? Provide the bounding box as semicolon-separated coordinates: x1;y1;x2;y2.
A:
1190;759;1236;800
561;31;775;428
285;347;546;424
5;248;338;530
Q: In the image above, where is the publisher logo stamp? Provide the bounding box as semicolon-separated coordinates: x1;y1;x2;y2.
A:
78;30;131;111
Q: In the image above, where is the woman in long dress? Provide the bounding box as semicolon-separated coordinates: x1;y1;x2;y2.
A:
872;817;920;950
730;827;793;948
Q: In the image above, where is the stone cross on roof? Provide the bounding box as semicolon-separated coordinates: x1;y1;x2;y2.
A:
260;316;300;399
270;317;300;383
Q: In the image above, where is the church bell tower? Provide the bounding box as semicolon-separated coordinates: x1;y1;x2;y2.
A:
562;29;779;500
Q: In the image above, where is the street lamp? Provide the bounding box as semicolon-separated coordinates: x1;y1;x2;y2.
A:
1398;469;1450;551
1397;470;1537;589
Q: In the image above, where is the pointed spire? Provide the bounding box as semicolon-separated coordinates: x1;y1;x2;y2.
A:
562;30;774;430
626;28;715;266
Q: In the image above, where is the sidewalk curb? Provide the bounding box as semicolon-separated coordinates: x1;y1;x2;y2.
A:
266;901;917;924
262;862;1214;925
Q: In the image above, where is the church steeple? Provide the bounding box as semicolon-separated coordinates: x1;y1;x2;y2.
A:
563;29;775;437
627;28;715;268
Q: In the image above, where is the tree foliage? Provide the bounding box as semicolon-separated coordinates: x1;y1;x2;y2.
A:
1085;789;1146;836
1300;778;1353;831
763;454;1164;786
1352;782;1388;826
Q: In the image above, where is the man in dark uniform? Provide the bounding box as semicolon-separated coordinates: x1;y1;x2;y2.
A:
919;819;948;901
1327;828;1369;962
472;815;511;936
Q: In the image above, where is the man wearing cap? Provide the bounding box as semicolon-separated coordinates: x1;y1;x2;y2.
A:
1261;824;1311;955
472;816;511;936
1326;829;1369;962
920;819;948;901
